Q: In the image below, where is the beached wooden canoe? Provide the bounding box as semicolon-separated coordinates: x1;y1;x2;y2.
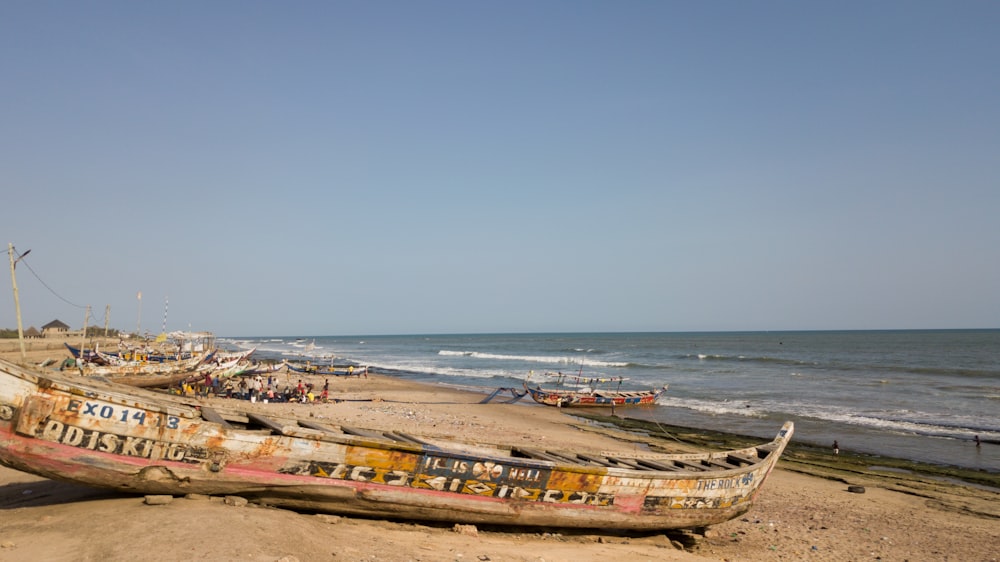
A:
76;352;209;377
285;361;367;377
65;343;193;365
524;381;668;407
0;357;792;530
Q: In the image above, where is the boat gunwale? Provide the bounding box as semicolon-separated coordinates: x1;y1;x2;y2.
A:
3;359;791;482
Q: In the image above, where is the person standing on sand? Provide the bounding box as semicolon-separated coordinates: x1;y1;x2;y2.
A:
833;440;840;455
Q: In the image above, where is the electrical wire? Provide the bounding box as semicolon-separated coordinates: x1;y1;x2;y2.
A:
7;246;86;309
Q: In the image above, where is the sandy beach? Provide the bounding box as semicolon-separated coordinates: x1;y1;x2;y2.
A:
0;338;997;562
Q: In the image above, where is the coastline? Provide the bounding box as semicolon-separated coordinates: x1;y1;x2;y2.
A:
0;341;997;561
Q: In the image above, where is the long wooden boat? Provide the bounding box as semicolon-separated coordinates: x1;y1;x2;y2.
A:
233;361;285;377
0;357;792;530
73;351;252;389
524;381;668;407
108;370;202;389
285;361;367;377
65;343;193;365
77;353;209;378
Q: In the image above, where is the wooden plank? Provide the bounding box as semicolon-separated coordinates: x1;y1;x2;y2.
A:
511;447;565;463
603;456;648;470
671;459;708;471
636;458;682;472
200;406;233;428
384;431;432;445
340;425;389;440
544;450;584;464
574;453;618;467
219;412;250;425
727;453;761;467
297;420;341;434
246;413;288;435
704;458;741;470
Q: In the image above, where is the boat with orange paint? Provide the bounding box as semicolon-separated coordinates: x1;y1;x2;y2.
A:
0;357;792;530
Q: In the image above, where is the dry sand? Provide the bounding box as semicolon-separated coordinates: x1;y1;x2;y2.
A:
0;338;997;562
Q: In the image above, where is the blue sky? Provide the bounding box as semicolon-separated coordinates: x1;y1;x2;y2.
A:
2;1;998;337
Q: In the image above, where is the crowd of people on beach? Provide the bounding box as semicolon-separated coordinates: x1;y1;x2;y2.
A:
176;373;333;403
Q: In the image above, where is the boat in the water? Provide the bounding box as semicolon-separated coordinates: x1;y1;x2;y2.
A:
0;357;792;530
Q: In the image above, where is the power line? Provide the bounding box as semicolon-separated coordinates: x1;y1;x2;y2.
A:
7;246;86;309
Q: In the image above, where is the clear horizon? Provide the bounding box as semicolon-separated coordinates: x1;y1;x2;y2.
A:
4;2;998;337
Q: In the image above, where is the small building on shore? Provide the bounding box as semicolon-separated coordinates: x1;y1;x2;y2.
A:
41;320;71;337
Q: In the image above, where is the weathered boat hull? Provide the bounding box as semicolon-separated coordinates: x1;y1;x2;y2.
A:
0;358;791;530
64;343;193;364
77;354;208;377
524;383;668;407
285;362;365;377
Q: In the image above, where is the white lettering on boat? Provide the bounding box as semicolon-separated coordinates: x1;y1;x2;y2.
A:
65;399;180;429
694;473;754;491
39;420;205;463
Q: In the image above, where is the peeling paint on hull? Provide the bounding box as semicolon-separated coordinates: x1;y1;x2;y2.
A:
0;358;792;530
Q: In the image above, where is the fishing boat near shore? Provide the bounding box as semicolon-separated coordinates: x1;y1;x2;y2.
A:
285;361;367;377
523;372;668;407
0;357;792;530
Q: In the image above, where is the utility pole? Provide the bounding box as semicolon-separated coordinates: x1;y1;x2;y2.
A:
8;243;30;362
104;305;110;337
81;305;90;357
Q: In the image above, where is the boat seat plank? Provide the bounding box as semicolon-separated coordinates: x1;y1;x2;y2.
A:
385;431;433;445
727;453;761;466
704;458;741;470
246;413;288;435
603;456;649;470
200;406;233;428
218;412;250;424
671;459;709;471
544;450;584;463
297;420;343;434
511;447;567;463
573;453;618;467
340;425;391;440
636;458;682;472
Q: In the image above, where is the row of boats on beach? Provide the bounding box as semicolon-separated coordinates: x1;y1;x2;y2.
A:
65;343;667;408
62;343;369;387
0;339;794;531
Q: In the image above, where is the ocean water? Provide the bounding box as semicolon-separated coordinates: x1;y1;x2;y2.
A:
222;330;1000;472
